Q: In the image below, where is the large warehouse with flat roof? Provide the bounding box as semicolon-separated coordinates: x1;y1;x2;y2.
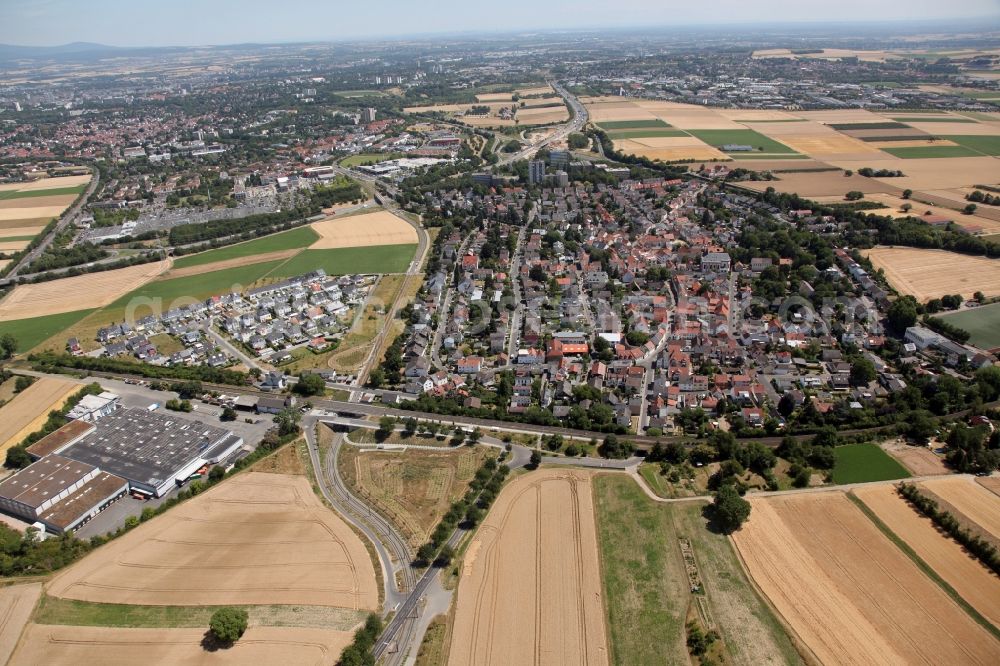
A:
0;455;127;534
59;408;243;498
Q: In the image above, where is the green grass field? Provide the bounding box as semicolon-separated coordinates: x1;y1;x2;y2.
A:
0;308;96;353
832;444;911;484
271;244;416;277
171;226;319;269
687;129;798;154
0;235;37;242
598;119;672;130
828;122;909;131
339;153;405;167
594;475;689;664
334;90;388;98
607;129;689;139
102;260;286;318
940;302;1000;350
939;135;1000;156
0;185;85;200
881;145;982;158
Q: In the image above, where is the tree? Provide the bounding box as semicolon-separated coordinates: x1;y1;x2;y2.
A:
209;465;225;482
902;188;912;199
900;203;912;213
208;607;248;644
274;408;301;436
845;191;864;201
468;428;482;445
528;450;542;468
973;291;985;303
850;358;876;386
0;334;16;360
376;416;395;441
402;417;418;437
887;297;918;333
367;367;385;388
4;446;31;470
220;406;237;422
711;485;751;534
964;203;978;215
568;132;589;150
293;372;325;396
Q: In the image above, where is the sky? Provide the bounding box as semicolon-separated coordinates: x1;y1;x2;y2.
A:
2;0;999;47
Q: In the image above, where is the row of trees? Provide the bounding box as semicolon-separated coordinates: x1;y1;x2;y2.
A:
30;352;249;386
898;483;1000;575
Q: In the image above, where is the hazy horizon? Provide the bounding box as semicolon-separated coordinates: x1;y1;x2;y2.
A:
3;0;999;48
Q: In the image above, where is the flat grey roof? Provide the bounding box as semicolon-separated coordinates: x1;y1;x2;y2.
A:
60;408;234;489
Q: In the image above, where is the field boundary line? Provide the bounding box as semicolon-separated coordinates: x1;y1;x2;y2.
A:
726;523;822;666
846;492;1000;640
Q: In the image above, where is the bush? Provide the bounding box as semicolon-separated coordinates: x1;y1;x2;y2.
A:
209;607;248;643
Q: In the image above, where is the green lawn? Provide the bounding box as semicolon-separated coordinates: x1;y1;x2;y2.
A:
0;235;37;242
172;226;319;269
0;185;85;200
880;145;982;159
0;308;96;353
939;135;1000;156
598;119;672;130
102;260;287;319
940;302;1000;350
594;475;689;665
607;128;689;139
832;444;911;484
339;153;405;167
687;129;798;154
271;244;416;277
827;122;909;131
672;503;804;665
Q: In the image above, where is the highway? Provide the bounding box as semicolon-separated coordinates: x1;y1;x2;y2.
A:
5;166;100;281
497;81;589;166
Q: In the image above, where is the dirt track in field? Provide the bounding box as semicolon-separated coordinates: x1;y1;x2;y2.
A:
448;469;609;666
733;492;1000;665
854;484;1000;628
10;625;353;666
46;473;379;609
164;250;298;279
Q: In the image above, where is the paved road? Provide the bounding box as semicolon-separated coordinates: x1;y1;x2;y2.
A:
6;167;99;280
497;81;589;166
203;325;263;372
506;219;529;360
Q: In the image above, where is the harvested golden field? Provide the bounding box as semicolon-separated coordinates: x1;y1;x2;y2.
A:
516;85;554;96
0;224;45;237
0;175;90;192
517;106;569;125
862;193;1000;233
772;133;884;157
339;445;490;550
0;206;72;221
476;92;515;102
733;492;1000;665
741;171;893;197
310;210;416;249
0;240;29;252
11;625;353;666
865;247;1000;301
854;484;1000;628
0;258;171;321
0;584;40;666
0;259;9;272
919;476;1000;539
46;472;379;609
0;193;76;210
616;137;726;161
717;109;799;121
586;103;659;124
798;109;893;123
830;156;1000;191
0;377;78;452
448;469;608;666
978;476;1000;497
0;217;52;231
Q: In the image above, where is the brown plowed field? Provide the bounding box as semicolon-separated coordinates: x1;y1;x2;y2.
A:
46;472;378;609
0;259;171;321
919;476;1000;539
880;439;950;476
11;625;353;666
448;469;609;666
0;584;40;666
854;485;1000;628
733;492;1000;665
0;376;78;451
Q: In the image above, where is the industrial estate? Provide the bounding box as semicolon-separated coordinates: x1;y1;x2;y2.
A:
0;8;999;666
